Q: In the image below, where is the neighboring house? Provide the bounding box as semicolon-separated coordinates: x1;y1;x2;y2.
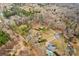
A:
46;42;57;56
54;33;61;40
46;49;55;56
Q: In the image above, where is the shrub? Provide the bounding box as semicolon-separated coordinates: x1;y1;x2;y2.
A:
3;10;16;18
0;30;10;46
38;27;48;32
17;25;31;36
38;39;47;43
3;5;40;19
